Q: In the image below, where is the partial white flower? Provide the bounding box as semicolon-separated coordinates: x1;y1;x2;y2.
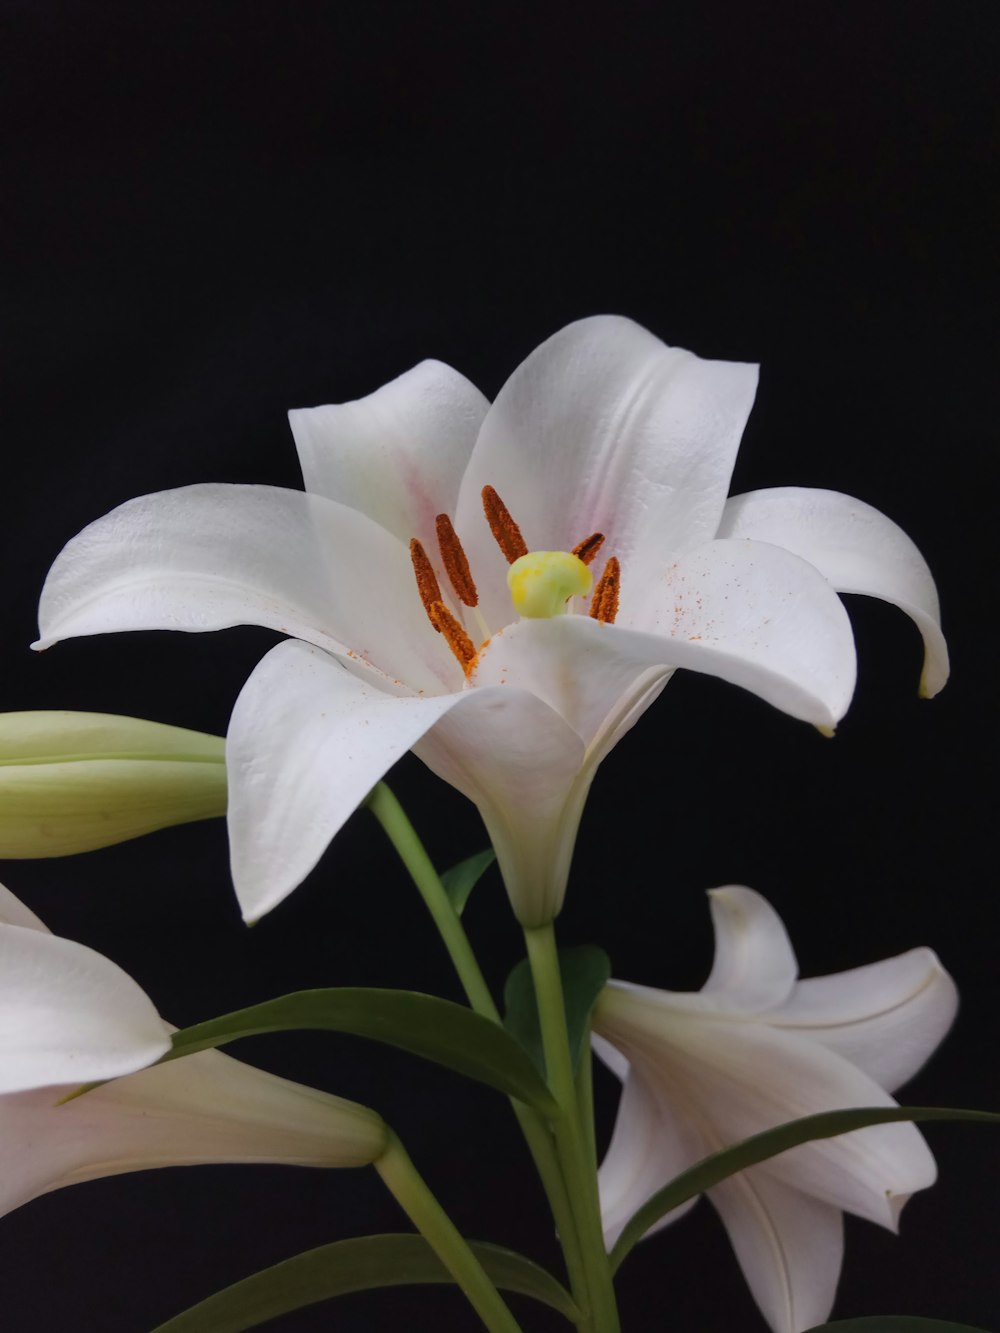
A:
34;318;947;925
0;881;387;1220
0;711;227;857
592;886;958;1333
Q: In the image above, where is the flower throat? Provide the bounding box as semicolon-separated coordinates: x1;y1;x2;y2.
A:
409;486;620;676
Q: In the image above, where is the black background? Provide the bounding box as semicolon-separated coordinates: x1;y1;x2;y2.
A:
3;3;997;1330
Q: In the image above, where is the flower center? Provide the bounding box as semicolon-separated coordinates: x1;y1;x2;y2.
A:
409;486;621;676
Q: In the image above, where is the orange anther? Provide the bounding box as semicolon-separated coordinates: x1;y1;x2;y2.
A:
429;600;478;674
410;538;444;630
481;485;528;564
572;532;605;566
589;555;621;625
435;513;479;607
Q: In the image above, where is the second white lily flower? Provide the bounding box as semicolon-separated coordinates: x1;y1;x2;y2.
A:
34;317;948;925
592;886;959;1333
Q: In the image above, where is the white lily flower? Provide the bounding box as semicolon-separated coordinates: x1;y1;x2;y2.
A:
0;881;387;1219
592;886;958;1333
34;317;947;925
0;710;227;857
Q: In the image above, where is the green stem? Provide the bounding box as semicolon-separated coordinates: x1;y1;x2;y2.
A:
366;783;592;1324
524;924;621;1333
367;783;496;1016
376;1131;524;1333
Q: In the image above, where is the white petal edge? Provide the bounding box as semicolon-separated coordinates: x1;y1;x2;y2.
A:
710;1167;843;1333
702;887;799;1012
0;923;171;1093
718;487;949;696
455;315;759;631
0;881;48;931
771;948;959;1092
289;358;490;565
34;484;457;696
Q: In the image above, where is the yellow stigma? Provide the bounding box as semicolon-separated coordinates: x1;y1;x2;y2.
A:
507;550;593;619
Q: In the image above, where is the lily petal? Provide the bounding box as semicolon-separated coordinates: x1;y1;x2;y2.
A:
717;487;948;696
710;1168;843;1333
473;618;673;752
701;887;799;1012
771;948;959;1092
0;923;171;1093
227;640;467;922
455;316;759;630
594;1060;702;1247
0;1045;388;1219
289;359;489;566
477;540;857;731
34;484;456;695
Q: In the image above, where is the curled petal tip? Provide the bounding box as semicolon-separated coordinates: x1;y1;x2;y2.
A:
815;723;836;739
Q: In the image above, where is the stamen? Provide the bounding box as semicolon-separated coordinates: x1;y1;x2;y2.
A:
409;538;444;630
429;600;478;674
481;485;528;564
589;556;620;625
435;513;479;607
572;532;605;566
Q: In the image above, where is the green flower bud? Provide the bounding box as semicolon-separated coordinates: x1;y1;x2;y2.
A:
0;711;226;857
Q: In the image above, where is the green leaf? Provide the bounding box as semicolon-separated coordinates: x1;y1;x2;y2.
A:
166;987;558;1116
149;1233;580;1332
440;847;496;916
504;945;611;1074
610;1105;1000;1271
804;1320;994;1332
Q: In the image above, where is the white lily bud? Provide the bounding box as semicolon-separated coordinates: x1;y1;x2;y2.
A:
0;711;227;857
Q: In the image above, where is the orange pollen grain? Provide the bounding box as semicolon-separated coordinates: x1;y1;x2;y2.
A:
481;485;529;564
589;555;621;625
409;539;444;630
429;600;478;674
572;532;605;566
435;513;479;607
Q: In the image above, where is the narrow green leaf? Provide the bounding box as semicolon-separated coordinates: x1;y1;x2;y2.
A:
504;945;611;1074
610;1105;1000;1271
150;1233;580;1332
166;987;558;1116
440;847;496;916
804;1319;994;1332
